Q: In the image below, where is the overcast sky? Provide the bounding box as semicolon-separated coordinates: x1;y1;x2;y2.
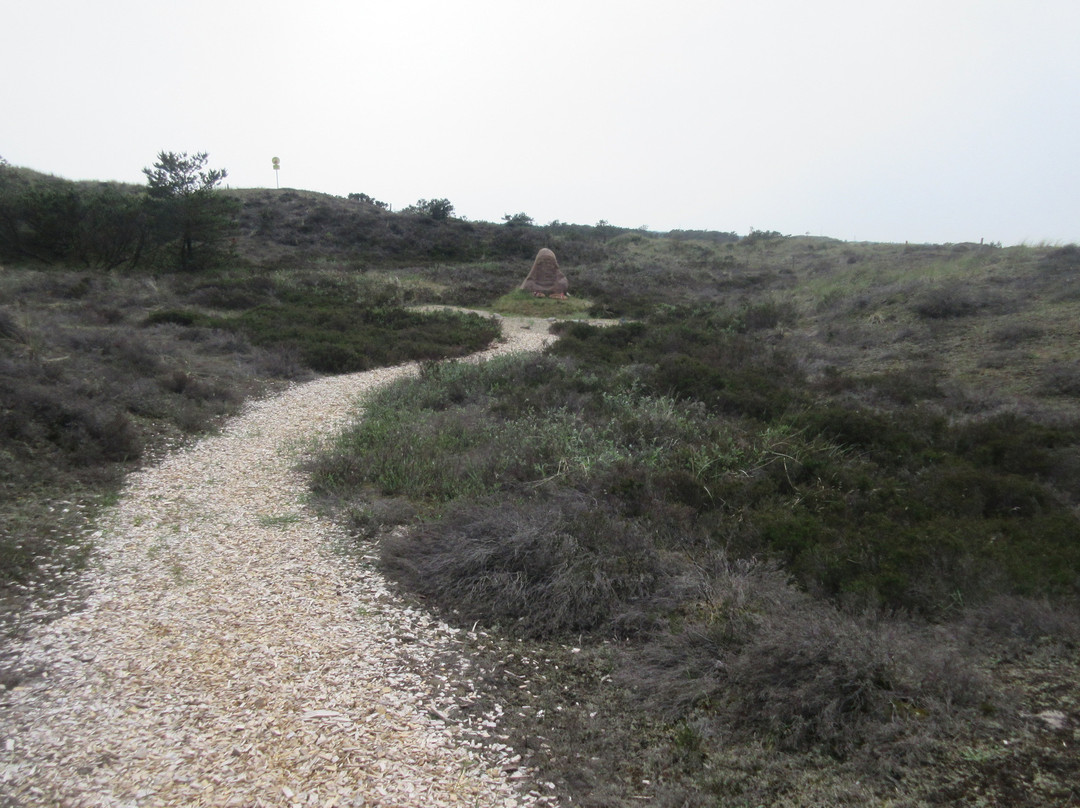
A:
3;0;1078;245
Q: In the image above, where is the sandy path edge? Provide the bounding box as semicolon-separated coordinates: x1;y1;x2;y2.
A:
0;319;559;808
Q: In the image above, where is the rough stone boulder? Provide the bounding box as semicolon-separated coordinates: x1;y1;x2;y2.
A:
520;248;569;298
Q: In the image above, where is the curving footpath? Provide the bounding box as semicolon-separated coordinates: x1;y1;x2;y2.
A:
0;319;558;807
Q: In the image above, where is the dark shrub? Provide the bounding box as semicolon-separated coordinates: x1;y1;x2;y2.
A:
588;309;811;417
92;410;143;462
647;349;802;420
1040;361;1080;397
548;320;648;366
793;404;932;461
919;462;1054;519
740;299;797;331
1;384;141;464
857;365;944;405
991;322;1044;346
106;333;166;375
629;559;986;757
224;302;499;374
159;369;241;403
912;284;1005;319
951;412;1068;476
186;277;275;309
0;308;24;342
144;308;203;327
379;491;664;639
962;594;1080;650
723;607;899;754
721;605;986;755
1039;244;1080;272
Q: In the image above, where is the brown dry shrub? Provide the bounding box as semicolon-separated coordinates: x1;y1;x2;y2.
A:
0;307;24;342
992;322;1044;346
623;557;986;758
379;491;666;639
912;284;1009;319
960;594;1080;654
1040;361;1080;397
720;605;985;756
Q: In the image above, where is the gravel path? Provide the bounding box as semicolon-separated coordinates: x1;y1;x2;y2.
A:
0;318;558;807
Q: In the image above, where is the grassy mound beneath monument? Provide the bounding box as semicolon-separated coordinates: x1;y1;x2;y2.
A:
491;288;594;318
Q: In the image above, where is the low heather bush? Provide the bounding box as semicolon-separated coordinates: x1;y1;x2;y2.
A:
950;412;1069;476
720;606;974;755
911;283;1008;319
992;322;1044;346
622;555;987;759
144;308;203;327
551;312;806;420
1039;244;1080;273
961;594;1080;652
739;298;798;330
380;491;665;638
0;308;24;342
1;383;141;465
1040;361;1080;397
185;275;276;309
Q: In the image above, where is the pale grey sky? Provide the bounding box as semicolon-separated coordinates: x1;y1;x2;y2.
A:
3;0;1078;244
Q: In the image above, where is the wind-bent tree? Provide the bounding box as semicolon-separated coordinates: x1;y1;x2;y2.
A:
143;151;234;270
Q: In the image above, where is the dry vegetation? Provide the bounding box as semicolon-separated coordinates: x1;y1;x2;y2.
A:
3;160;1079;806
313;237;1080;806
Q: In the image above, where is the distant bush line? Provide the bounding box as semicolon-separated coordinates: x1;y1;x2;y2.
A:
2;163;746;273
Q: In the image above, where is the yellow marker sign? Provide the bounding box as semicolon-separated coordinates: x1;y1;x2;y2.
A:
272;157;280;168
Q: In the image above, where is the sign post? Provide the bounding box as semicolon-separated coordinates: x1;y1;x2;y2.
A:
272;156;280;189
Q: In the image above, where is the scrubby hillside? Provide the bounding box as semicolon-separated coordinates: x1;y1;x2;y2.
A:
3;160;1079;805
312;235;1080;806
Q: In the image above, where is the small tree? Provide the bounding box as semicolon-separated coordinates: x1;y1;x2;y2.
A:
347;192;389;209
404;198;454;220
143;151;233;269
76;186;148;269
502;212;534;227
